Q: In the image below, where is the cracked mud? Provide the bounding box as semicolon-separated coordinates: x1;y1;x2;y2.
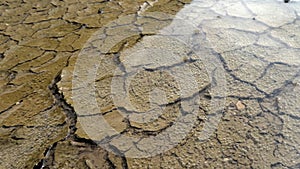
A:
0;0;300;168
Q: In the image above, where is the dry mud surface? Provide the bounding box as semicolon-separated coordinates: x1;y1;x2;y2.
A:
0;0;300;168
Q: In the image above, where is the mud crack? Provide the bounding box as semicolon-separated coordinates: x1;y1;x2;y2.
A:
48;72;77;139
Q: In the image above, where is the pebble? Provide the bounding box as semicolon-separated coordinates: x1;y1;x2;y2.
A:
236;101;246;110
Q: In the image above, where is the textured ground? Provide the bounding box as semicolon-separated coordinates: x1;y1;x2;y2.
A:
0;0;299;168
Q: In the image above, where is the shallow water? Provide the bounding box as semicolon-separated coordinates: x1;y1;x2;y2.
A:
0;0;299;168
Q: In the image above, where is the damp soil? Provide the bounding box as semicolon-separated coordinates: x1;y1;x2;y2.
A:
0;0;300;168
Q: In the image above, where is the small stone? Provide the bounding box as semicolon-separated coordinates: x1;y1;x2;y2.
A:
85;159;96;169
223;158;230;161
236;101;246;110
98;9;103;14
